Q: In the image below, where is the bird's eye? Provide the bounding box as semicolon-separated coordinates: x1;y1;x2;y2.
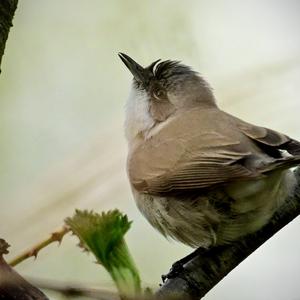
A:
153;89;165;100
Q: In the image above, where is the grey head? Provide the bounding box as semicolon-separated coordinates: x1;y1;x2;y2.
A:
119;53;217;141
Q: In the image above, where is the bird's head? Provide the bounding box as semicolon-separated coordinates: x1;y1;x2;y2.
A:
119;53;216;142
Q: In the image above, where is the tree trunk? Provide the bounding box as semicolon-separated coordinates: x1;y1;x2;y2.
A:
0;0;18;72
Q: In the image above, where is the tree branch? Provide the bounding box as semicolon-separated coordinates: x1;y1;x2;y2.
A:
0;0;18;72
0;239;49;300
157;168;300;300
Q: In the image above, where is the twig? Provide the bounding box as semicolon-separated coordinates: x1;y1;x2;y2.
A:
9;226;70;267
157;168;300;299
29;277;120;300
28;277;120;300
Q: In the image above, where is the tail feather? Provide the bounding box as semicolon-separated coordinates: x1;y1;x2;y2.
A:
260;156;300;174
282;139;300;156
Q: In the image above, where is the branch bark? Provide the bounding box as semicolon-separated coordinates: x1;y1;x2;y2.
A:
0;239;49;300
0;0;18;72
157;168;300;300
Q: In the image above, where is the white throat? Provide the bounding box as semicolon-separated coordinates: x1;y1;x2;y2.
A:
124;84;155;143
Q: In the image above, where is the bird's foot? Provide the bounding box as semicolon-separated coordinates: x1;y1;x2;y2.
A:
161;260;185;282
161;247;207;283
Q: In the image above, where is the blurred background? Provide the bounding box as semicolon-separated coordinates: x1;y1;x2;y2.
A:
1;0;300;299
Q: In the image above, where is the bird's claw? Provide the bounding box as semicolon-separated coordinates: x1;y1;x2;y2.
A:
161;261;185;283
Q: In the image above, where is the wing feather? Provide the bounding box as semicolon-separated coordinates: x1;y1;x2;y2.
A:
236;116;300;156
128;109;300;196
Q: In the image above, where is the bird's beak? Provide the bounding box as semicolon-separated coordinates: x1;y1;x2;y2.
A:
118;52;148;84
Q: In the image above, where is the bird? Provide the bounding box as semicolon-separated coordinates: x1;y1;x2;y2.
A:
118;52;300;276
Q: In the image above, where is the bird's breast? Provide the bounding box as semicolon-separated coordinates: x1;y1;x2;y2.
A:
131;187;224;248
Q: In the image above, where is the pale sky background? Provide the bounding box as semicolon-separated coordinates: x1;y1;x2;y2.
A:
0;1;300;299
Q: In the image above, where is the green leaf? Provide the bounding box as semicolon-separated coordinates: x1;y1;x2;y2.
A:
65;209;141;296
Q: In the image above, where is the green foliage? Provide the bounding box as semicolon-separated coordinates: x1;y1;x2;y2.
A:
65;209;141;297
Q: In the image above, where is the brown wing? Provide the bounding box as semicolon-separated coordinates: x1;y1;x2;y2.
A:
128;137;260;195
128;109;263;196
128;109;300;196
